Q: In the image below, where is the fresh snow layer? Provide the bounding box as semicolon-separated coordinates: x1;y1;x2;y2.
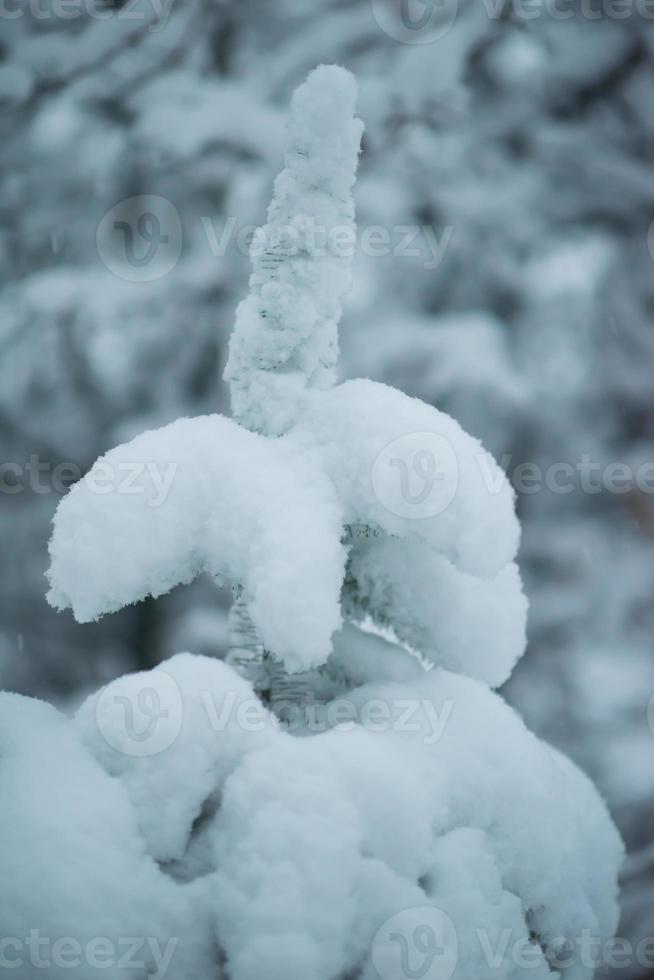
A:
1;652;622;980
47;414;346;673
75;653;268;864
345;536;526;688
47;381;523;684
0;688;214;980
48;381;526;685
299;379;520;579
225;65;364;436
47;62;525;687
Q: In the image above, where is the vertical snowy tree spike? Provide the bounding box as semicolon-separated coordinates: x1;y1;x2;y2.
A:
224;65;364;436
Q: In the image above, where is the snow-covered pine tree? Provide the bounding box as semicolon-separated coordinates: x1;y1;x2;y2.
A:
22;64;624;980
47;65;528;699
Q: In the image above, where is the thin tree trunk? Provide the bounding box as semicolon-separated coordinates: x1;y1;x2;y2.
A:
264;652;311;725
227;594;311;724
226;595;264;686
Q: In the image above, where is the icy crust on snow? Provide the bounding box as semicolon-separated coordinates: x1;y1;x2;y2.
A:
224;65;364;436
2;653;622;980
47;380;524;684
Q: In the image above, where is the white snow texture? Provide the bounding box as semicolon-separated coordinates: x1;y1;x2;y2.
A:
224;64;364;436
47;63;525;687
23;63;624;980
1;648;622;979
47;379;524;684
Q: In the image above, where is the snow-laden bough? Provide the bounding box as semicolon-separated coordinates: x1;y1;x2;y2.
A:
46;67;524;686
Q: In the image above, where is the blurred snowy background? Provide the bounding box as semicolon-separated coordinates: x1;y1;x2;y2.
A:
1;0;653;970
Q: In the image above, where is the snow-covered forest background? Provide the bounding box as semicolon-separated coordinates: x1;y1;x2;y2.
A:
1;0;653;973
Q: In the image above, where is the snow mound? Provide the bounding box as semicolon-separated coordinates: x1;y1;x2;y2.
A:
211;664;622;980
215;670;622;980
75;653;270;864
2;652;621;980
0;690;213;980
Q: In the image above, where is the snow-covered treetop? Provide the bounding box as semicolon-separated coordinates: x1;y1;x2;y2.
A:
47;65;526;687
224;64;364;436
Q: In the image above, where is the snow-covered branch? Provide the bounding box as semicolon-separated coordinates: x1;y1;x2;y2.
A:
224;64;363;436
